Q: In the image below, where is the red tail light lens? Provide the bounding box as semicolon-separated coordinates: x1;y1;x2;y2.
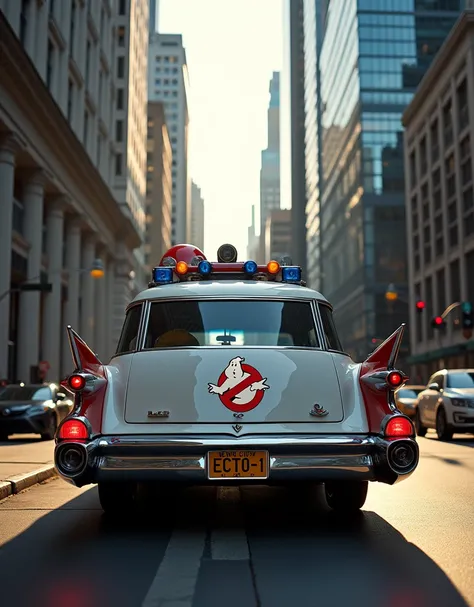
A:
385;416;414;438
58;419;89;440
387;371;404;388
68;374;86;391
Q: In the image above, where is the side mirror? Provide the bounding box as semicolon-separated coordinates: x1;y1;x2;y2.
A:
429;382;440;391
56;392;66;400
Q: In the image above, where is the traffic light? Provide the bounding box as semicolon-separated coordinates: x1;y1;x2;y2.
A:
416;300;425;313
461;302;473;328
431;315;445;329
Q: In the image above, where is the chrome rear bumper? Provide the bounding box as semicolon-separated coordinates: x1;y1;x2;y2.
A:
54;433;419;487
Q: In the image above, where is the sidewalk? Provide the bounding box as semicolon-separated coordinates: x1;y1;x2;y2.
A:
0;435;56;500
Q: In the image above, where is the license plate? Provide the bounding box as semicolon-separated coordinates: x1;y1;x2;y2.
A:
207;450;269;480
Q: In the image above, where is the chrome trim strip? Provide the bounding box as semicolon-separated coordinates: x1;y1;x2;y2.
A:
66;325;82;370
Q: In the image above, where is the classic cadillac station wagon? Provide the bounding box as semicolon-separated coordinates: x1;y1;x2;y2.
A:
55;243;419;515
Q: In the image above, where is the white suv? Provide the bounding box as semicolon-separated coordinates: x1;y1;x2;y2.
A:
415;369;474;440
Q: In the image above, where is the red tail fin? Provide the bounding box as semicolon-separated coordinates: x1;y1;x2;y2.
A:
360;324;406;376
66;326;103;375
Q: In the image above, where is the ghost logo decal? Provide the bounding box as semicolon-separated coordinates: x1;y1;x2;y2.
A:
208;356;269;413
310;403;329;417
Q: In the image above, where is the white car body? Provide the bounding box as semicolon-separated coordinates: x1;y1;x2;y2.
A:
53;245;419;514
415;368;474;439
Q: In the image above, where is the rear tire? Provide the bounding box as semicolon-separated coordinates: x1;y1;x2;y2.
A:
436;407;453;441
415;408;427;437
98;481;139;515
325;481;368;513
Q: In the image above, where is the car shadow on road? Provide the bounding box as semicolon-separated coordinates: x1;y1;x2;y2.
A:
0;483;469;607
424;433;474;448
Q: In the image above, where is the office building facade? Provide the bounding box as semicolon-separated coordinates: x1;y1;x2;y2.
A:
289;0;308;275
264;209;292;262
311;0;466;362
145;102;172;270
113;0;149;295
190;181;205;251
148;33;191;244
0;2;141;383
403;10;474;379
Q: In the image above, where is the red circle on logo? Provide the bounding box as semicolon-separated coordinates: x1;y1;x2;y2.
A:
217;364;265;413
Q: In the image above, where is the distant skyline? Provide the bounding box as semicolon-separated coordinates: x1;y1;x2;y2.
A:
159;0;285;259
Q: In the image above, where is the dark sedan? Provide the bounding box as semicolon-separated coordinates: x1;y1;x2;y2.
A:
0;384;74;441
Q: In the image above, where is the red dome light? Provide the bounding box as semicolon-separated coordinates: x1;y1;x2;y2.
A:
387;371;404;388
68;374;86;391
58;419;89;440
385;416;414;438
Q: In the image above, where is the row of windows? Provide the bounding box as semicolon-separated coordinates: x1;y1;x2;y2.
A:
154;78;179;86
359;0;462;10
155;66;179;74
154;56;178;63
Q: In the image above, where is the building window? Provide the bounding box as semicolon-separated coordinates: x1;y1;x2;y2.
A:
409;151;416;189
466;251;474;308
436;269;446;316
464;186;474;237
117;88;124;109
20;0;29;45
443;100;453;148
67;79;74;122
430;119;439;163
115;153;123;175
420;136;427;175
46;40;54;90
119;0;126;15
118;26;125;47
460;135;472;187
117;56;125;78
116;120;123;142
83;110;89;147
450;259;460;303
423;225;431;265
69;0;76;56
86;40;91;89
445;154;456;199
457;79;469;132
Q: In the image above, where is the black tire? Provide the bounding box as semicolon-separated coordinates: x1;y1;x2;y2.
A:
41;414;57;441
325;481;368;513
436;407;453;441
98;481;139;515
415;408;427;437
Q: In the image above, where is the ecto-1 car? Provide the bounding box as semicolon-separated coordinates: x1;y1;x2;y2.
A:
54;243;419;515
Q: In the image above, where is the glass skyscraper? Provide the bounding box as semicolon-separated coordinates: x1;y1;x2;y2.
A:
305;0;466;362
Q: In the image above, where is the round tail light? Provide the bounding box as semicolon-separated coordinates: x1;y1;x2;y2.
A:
58;419;89;440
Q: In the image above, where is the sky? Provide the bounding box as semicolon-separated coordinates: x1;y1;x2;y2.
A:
158;0;287;259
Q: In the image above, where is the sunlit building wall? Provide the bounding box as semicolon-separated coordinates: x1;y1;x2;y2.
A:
190;181;205;252
315;0;466;363
403;10;474;379
148;33;191;244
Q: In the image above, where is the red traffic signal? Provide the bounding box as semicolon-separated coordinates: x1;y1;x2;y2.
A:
415;300;425;311
431;315;445;328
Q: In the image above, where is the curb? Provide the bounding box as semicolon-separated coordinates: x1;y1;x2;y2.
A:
0;465;57;502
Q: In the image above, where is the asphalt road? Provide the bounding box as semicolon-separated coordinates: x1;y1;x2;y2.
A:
0;431;473;607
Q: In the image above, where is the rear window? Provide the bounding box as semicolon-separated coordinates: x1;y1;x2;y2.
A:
116;304;143;354
144;300;320;348
318;305;343;351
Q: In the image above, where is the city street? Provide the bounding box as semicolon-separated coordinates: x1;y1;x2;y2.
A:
0;433;473;607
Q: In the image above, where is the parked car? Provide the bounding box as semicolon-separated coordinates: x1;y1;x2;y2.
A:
0;383;74;441
414;369;474;440
54;243;419;515
394;385;425;418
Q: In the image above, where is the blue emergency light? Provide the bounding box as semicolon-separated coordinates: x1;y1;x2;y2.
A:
281;266;302;283
198;260;212;276
152;267;173;284
243;260;258;275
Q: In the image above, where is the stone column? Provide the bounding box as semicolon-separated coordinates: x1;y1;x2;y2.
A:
105;257;116;359
17;169;47;382
0;134;21;380
42;199;65;382
61;218;82;375
94;248;107;361
80;233;95;346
